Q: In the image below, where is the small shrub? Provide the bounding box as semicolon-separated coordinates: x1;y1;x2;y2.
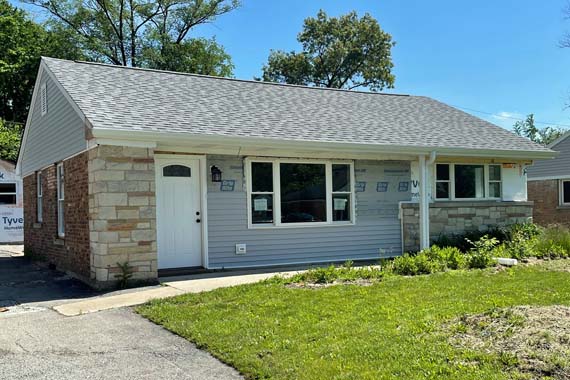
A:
278;264;384;285
423;246;467;270
467;235;498;269
505;222;541;241
391;254;419;276
116;261;134;289
441;246;468;270
534;225;570;259
303;265;338;284
413;252;441;274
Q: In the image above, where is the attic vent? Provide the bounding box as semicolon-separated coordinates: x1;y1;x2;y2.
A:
40;83;47;116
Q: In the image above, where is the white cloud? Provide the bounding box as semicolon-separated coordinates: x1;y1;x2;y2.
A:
488;111;525;130
491;111;525;122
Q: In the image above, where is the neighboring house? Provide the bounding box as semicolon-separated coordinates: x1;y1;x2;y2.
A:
16;57;555;288
527;132;570;225
0;159;23;243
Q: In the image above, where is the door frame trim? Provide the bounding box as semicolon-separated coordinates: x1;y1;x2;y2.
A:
154;154;209;269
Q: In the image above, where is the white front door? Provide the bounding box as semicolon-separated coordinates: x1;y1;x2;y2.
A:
155;156;203;269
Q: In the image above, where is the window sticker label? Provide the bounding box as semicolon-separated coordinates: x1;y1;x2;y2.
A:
333;198;347;211
254;198;268;211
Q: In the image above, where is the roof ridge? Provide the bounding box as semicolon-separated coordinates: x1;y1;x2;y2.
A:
41;56;412;97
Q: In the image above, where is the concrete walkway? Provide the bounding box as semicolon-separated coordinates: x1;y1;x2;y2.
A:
54;269;299;316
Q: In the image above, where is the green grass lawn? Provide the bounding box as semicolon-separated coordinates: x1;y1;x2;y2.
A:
137;263;570;380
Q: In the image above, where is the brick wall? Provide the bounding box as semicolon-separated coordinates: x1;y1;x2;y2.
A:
23;152;90;279
88;145;157;287
528;179;570;226
401;201;533;252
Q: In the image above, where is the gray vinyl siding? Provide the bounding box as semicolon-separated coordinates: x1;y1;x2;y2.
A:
527;135;570;179
20;70;86;176
206;156;411;268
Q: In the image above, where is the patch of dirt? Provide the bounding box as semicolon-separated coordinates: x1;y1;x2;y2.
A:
286;279;375;289
522;258;570;272
449;306;570;379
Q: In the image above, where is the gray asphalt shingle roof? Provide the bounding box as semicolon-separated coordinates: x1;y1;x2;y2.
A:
43;57;551;154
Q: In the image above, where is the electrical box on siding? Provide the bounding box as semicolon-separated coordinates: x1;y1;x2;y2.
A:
235;244;247;255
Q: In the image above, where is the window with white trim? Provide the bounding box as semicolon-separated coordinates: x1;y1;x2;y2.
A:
560;180;570;206
488;164;502;198
0;183;17;205
56;163;65;237
250;162;274;224
435;164;450;199
37;172;43;222
331;164;352;222
435;163;503;200
40;83;47;116
247;159;354;227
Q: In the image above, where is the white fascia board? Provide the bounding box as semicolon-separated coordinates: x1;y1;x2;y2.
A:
90;128;559;160
91;138;157;148
15;63;45;176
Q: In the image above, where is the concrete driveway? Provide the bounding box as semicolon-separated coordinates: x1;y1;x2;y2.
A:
0;249;242;380
0;248;94;310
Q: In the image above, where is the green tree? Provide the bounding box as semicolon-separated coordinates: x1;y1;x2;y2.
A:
142;37;233;76
0;0;83;124
513;114;566;146
260;10;395;91
24;0;238;75
0;120;23;162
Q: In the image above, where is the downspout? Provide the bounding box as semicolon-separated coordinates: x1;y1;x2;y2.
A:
428;151;437;166
419;151;437;250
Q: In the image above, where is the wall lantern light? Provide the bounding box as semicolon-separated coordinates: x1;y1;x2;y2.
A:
211;165;222;182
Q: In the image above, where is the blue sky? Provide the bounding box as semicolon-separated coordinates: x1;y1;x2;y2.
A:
18;0;570;130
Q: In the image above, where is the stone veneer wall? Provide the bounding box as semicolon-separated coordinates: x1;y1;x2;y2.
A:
401;201;534;252
527;180;570;226
88;145;157;287
23;152;91;279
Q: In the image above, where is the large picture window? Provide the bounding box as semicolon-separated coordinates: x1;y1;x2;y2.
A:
247;159;354;227
435;163;502;200
455;164;485;199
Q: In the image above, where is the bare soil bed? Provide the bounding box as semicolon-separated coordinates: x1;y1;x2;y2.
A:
449;305;570;379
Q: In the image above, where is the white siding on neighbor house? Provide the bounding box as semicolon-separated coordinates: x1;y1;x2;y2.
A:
527;135;570;180
20;71;86;176
205;156;411;268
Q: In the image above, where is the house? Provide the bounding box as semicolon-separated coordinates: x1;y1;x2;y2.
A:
16;57;555;288
0;159;23;243
527;132;570;225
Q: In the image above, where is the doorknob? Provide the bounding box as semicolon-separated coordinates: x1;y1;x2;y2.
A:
196;218;201;223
